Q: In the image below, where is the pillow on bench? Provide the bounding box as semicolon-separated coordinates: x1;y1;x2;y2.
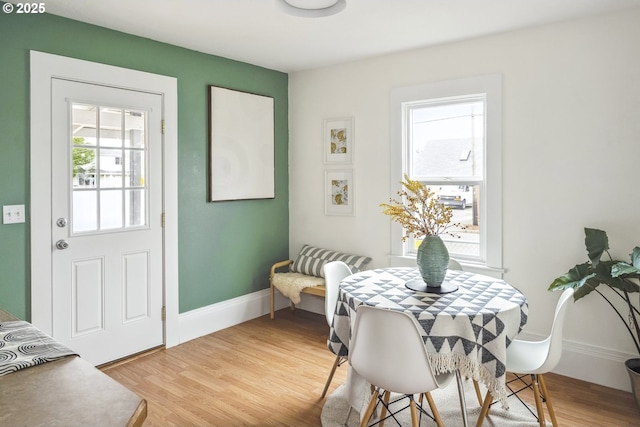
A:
290;244;372;278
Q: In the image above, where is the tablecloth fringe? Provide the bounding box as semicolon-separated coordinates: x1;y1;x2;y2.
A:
430;352;509;409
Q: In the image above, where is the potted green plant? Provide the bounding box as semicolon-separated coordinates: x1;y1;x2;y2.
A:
548;228;640;407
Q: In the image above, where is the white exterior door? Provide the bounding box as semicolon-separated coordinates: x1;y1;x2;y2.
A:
50;78;164;365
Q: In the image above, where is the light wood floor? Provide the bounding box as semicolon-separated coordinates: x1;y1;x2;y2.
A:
102;309;640;426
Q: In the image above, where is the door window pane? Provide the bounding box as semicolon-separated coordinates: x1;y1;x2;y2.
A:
125;189;146;227
125;110;145;148
72;146;97;188
72;104;97;142
100;148;123;188
73;191;98;233
71;102;148;234
100;190;123;230
72;104;97;189
124;149;145;188
100;107;123;148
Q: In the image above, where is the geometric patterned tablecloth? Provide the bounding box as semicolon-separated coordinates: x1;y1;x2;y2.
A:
328;267;528;406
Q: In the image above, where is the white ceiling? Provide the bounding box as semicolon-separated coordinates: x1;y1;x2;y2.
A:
32;0;640;72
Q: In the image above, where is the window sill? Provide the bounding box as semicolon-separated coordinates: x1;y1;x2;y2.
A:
388;255;505;279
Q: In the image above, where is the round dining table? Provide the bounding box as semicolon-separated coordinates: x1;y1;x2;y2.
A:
327;267;528;422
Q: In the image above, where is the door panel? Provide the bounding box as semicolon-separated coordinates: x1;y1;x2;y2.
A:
51;78;164;365
72;258;104;336
123;251;150;323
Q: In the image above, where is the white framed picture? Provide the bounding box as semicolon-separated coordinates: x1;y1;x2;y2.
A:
208;85;275;202
323;117;354;164
325;169;354;216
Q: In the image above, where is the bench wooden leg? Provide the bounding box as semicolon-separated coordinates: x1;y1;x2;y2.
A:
270;282;275;319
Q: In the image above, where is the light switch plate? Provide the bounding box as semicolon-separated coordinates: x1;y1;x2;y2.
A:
3;204;25;224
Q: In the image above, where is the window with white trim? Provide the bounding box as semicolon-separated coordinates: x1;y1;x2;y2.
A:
389;75;502;271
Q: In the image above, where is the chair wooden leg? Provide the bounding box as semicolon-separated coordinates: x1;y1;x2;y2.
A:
424;391;444;427
409;398;419;427
476;391;493;427
360;389;381;427
538;374;558;427
321;355;342;398
473;380;484;406
379;390;391;427
531;374;547;427
369;384;379;419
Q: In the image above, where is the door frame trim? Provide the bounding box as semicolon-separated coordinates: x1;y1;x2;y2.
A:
29;51;179;348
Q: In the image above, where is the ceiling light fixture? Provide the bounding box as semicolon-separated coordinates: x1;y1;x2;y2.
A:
280;0;346;17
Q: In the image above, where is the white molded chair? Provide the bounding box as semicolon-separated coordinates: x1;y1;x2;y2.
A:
476;287;574;427
349;305;453;427
448;258;463;271
321;261;353;398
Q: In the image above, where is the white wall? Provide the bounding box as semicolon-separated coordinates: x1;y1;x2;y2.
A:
288;9;640;390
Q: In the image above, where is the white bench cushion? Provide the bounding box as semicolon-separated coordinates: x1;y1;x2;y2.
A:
272;272;325;304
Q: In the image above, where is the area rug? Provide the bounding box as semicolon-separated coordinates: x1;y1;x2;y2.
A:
321;380;550;427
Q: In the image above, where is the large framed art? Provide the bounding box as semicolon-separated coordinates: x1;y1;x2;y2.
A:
208;85;275;201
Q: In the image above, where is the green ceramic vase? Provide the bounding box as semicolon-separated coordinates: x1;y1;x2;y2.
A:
416;235;450;287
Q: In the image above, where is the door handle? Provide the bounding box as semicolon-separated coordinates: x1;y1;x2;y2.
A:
55;240;69;250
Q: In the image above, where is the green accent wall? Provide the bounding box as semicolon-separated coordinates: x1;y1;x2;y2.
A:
0;7;289;319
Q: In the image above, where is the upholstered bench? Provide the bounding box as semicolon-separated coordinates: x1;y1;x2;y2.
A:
270;244;371;319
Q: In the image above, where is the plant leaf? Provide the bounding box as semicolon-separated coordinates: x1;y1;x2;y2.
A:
631;247;640;269
548;262;596;300
584;228;608;266
591;261;639;292
611;261;640;278
574;275;600;300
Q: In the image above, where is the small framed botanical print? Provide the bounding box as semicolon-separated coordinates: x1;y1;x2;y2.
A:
325;169;354;216
323;117;354;164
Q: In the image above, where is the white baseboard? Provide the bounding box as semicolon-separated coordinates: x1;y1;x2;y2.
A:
177;291;635;393
177;289;273;344
176;289;325;344
518;331;635;392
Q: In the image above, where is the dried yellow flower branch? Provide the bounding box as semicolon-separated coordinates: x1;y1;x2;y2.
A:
380;175;465;242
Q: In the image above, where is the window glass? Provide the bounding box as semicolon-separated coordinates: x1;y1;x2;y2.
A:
72;191;97;232
125;189;146;227
100;190;123;229
409;99;484;180
405;96;484;259
99;107;122;148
